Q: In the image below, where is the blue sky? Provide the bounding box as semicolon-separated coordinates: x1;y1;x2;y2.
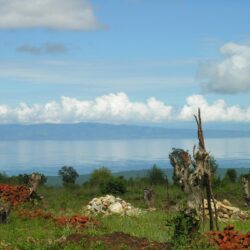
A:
0;0;250;124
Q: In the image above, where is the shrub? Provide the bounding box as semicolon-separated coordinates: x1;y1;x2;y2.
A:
223;168;237;183
147;165;168;185
89;167;113;187
167;209;200;246
101;177;127;195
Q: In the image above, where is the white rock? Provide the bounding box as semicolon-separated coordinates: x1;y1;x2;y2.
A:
108;202;124;214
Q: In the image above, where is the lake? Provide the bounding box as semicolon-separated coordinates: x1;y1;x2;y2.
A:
1;138;250;175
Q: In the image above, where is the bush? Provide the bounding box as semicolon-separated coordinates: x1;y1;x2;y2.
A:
223;168;237;183
0;172;8;183
147;165;168;185
89;167;113;187
167;209;200;246
101;177;127;195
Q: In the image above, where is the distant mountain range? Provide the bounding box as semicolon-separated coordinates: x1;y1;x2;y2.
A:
0;123;250;140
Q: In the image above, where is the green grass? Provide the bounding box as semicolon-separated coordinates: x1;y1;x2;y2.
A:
0;183;250;250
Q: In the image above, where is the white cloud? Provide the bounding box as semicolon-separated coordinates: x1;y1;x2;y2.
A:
0;93;173;124
198;42;250;93
0;93;250;124
0;0;100;30
179;95;250;122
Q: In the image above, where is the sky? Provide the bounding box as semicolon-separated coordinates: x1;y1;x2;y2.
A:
0;0;250;125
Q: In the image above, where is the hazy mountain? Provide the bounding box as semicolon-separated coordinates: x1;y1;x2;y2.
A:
0;123;250;140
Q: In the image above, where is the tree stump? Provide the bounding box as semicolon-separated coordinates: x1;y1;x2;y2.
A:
0;203;10;224
242;177;250;206
144;188;154;209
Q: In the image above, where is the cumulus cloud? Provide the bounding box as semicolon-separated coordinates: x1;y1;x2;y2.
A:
17;43;68;55
198;42;250;93
0;0;100;30
0;93;250;124
0;93;172;124
179;95;250;122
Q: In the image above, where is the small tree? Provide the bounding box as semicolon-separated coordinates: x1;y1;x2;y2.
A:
147;164;168;185
224;168;237;183
58;166;79;186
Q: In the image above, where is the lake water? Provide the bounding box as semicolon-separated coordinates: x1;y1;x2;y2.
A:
1;138;250;175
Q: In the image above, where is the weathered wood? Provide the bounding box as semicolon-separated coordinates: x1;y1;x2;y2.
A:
0;203;11;224
242;177;250;206
170;108;219;231
29;173;42;193
144;188;154;208
194;109;218;231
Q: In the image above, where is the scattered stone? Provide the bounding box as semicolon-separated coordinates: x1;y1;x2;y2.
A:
203;199;249;221
84;195;142;216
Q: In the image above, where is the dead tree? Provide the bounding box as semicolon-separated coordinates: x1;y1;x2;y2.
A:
242;177;250;206
169;109;219;231
193;109;219;231
29;173;42;193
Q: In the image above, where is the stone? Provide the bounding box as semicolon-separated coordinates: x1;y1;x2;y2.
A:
222;199;232;206
84;194;143;216
108;202;124;214
202;198;248;221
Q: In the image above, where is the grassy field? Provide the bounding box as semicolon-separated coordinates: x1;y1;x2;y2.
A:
1;181;250;250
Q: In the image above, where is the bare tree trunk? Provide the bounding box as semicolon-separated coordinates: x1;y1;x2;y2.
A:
204;174;214;230
194;109;218;231
242;177;250;206
29;173;42;193
169;109;219;231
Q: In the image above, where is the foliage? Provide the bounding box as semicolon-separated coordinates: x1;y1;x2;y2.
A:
1;180;250;249
17;174;30;185
89;167;113;187
209;156;218;176
167;209;200;246
169;148;191;185
58;166;79;185
0;172;8;183
32;172;47;186
223;168;237;183
240;171;250;182
147;164;168;185
101;176;127;195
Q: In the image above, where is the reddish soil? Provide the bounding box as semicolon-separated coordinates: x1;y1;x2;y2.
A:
65;232;173;250
18;208;98;228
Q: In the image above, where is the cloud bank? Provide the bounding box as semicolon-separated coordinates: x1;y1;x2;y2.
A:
0;0;100;30
0;93;249;124
198;42;250;93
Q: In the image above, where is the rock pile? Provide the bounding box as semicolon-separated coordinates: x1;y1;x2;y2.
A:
84;195;142;216
203;199;249;221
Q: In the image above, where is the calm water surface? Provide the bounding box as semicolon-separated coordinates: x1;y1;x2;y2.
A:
0;138;250;175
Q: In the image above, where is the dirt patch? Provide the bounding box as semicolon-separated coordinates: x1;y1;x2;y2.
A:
65;232;172;250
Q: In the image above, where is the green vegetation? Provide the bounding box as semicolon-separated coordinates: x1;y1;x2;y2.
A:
58;166;79;186
0;165;250;249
